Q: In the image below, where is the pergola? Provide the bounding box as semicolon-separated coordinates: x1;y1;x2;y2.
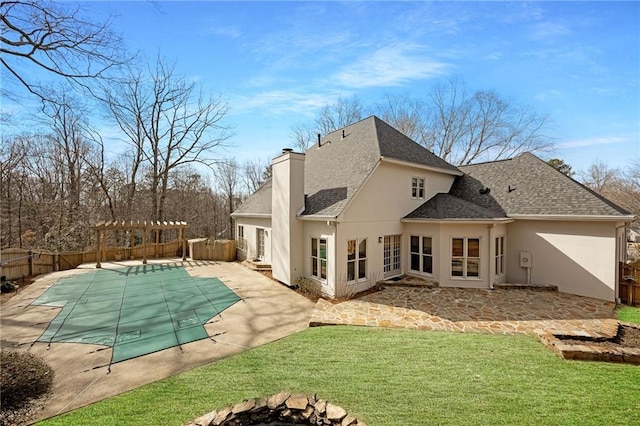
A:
94;220;188;268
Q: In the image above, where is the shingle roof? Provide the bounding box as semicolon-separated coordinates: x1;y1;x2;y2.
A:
404;193;507;220
232;178;272;216
235;116;461;218
457;152;632;217
302;116;460;217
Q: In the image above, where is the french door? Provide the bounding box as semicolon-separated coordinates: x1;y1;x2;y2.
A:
383;235;401;277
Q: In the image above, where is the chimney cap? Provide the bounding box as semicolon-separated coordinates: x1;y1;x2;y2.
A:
282;148;294;153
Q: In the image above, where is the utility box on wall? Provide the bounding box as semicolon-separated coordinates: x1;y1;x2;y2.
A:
520;251;532;268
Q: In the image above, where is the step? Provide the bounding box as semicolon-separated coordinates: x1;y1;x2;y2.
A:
493;282;558;292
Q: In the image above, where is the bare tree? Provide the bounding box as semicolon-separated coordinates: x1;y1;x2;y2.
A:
291;79;553;165
103;57;231;223
426;79;553;165
581;161;620;193
1;0;127;101
291;95;364;151
214;158;240;239
376;93;428;144
242;157;270;194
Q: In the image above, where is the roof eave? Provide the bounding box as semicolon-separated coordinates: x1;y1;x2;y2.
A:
401;218;514;224
231;213;272;219
380;156;463;176
508;214;636;222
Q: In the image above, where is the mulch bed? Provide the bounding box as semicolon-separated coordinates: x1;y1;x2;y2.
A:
557;324;640;349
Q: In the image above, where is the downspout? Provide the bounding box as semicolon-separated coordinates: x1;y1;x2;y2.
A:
328;220;338;298
615;222;630;303
488;224;494;289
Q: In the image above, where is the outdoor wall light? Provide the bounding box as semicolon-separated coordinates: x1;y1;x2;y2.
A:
378;236;382;243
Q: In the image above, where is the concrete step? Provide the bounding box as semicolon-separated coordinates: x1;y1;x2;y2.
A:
493;282;558;292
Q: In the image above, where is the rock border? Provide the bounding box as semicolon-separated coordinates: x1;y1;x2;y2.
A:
537;321;640;365
188;392;367;426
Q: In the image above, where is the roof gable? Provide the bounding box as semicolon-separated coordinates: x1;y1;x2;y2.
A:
301;115;459;217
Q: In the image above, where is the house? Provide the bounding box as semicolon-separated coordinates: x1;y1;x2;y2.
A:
232;116;634;302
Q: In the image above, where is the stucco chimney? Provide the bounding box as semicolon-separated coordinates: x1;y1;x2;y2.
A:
271;149;305;286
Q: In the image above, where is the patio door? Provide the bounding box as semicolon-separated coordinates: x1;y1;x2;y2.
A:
383;235;401;278
256;228;265;261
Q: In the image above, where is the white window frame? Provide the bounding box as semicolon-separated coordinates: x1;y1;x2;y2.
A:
256;228;265;260
237;225;245;250
495;236;505;277
411;177;425;199
347;238;367;282
311;237;328;281
451;237;481;279
409;235;433;275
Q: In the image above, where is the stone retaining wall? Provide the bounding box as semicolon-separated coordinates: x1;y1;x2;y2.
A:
189;392;367;426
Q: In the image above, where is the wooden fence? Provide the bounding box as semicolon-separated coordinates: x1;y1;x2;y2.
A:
188;239;236;262
620;262;640;307
0;241;182;281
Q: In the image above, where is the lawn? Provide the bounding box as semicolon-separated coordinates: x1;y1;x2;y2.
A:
39;326;640;426
617;305;640;324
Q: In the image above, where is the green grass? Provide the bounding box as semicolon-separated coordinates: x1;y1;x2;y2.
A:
617;305;640;324
39;327;640;426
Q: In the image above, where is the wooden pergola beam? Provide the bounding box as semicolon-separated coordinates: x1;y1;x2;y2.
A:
94;220;188;267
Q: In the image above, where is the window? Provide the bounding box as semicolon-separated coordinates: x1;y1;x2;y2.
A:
410;235;433;274
347;238;367;281
411;177;425;199
311;237;327;280
451;237;480;278
495;236;505;276
237;225;245;249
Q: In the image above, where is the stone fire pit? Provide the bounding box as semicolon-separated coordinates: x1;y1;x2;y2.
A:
188;392;366;426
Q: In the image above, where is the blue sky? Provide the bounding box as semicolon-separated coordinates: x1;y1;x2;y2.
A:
4;1;640;174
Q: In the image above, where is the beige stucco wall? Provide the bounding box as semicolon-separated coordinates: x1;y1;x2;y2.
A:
302;221;336;297
341;161;455;223
271;152;305;286
403;222;495;289
506;220;618;301
235;217;272;264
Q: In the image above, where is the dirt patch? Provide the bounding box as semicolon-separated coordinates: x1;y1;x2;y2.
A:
0;391;51;426
557;324;640;349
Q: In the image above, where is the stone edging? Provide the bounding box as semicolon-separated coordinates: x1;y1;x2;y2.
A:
188;392;367;426
537;322;640;365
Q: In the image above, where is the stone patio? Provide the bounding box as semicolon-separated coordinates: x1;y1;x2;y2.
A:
309;286;618;337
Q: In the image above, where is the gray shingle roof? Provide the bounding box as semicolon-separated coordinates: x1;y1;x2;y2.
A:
457;152;632;217
404;193;507;220
232;178;272;216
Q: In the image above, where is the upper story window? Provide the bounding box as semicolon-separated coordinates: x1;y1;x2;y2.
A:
311;237;327;280
412;177;425;199
347;238;367;282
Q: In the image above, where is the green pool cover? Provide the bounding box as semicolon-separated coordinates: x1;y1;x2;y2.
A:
32;264;241;364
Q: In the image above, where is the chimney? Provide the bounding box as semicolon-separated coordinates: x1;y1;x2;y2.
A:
271;148;305;286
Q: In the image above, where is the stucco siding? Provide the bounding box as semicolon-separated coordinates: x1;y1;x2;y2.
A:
506;220;617;301
235;217;272;263
341;162;455;223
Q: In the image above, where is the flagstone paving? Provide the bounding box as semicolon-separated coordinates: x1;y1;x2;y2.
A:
309;286;619;338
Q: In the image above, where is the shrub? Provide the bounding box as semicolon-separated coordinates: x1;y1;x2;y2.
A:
0;350;54;409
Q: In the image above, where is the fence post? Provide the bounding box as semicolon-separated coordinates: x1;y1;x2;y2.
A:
28;250;33;276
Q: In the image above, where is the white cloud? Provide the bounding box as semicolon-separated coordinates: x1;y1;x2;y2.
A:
332;43;449;89
230;89;341;116
530;21;571;41
557;136;627;149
